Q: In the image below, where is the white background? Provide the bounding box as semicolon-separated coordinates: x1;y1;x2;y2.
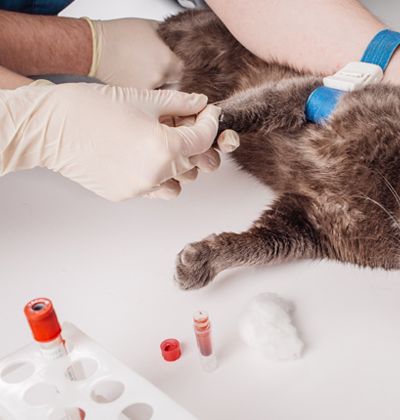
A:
1;1;400;419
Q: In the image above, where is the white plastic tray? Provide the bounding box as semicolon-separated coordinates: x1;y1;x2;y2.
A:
0;323;196;420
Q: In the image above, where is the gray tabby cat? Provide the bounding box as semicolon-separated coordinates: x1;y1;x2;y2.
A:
158;9;400;290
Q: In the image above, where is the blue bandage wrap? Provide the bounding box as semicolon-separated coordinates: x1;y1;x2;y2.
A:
306;29;400;124
305;86;344;125
361;29;400;70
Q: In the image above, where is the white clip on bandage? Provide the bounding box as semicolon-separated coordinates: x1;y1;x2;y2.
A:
306;29;400;123
323;61;383;92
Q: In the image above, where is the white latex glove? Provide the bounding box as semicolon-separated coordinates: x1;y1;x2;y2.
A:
84;17;183;88
0;81;239;201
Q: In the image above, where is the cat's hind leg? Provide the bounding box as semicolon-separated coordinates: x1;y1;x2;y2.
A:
175;194;327;290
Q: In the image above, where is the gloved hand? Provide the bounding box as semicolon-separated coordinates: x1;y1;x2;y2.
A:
0;81;239;201
83;17;183;88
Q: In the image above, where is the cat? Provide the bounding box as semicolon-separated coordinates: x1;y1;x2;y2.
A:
158;9;400;290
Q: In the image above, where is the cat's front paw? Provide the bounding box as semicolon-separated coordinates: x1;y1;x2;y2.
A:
175;236;217;290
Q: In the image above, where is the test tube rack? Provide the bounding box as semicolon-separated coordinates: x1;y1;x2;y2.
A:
0;323;196;420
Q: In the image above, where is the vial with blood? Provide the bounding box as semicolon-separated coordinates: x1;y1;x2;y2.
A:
193;311;217;372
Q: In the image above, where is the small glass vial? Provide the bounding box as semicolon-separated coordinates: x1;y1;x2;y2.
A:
193;311;217;372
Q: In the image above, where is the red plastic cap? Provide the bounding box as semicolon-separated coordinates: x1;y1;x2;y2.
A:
160;339;181;362
24;298;62;343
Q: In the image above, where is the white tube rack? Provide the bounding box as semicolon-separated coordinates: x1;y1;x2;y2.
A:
0;323;196;420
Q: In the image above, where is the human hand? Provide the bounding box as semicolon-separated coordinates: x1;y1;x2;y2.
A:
84;17;183;88
0;81;239;201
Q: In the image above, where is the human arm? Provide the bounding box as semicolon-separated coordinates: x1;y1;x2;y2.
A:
0;82;239;201
207;0;400;84
0;10;182;88
0;13;238;200
0;10;92;77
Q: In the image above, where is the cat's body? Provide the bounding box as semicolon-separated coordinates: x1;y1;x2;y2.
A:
158;9;400;289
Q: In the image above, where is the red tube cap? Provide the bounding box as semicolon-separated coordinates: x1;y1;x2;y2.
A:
24;298;62;343
160;339;181;362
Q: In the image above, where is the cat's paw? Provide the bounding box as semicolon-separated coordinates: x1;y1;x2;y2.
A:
175;236;217;290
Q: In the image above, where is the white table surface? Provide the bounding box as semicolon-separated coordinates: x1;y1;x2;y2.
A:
1;1;400;419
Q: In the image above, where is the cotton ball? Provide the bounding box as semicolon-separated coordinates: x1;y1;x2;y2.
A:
238;293;304;361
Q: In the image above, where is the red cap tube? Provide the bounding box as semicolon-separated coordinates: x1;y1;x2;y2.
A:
24;298;62;343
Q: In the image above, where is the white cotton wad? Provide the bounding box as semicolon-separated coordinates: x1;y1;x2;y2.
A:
238;293;304;361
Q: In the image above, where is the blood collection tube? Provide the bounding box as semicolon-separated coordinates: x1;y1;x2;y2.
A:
193;311;217;372
24;298;83;420
24;298;67;359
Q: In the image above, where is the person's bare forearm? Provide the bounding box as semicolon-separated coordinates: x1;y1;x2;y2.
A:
207;0;400;83
0;10;92;76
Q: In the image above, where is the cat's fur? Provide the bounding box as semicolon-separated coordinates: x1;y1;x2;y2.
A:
158;9;400;290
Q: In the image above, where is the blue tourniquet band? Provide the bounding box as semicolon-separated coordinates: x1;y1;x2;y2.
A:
361;29;400;70
306;29;400;123
305;86;344;125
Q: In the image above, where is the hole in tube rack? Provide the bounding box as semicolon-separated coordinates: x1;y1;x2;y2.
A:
1;362;35;384
24;383;59;406
91;379;125;404
65;358;98;381
48;407;86;420
118;403;154;420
